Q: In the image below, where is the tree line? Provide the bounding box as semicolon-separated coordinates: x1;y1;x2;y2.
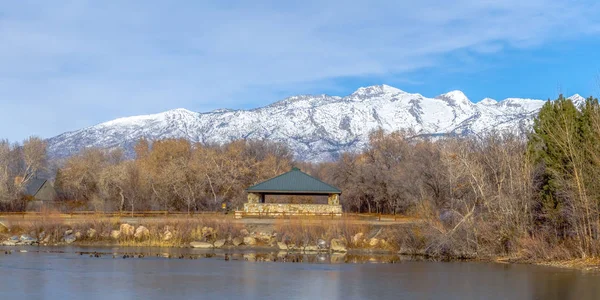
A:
55;139;292;213
1;94;600;257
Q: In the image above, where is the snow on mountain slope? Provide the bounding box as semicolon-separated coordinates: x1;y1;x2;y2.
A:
46;85;584;161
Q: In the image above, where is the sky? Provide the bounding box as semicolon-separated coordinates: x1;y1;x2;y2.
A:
1;0;600;141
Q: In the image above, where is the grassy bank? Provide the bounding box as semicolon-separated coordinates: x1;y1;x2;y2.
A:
2;215;599;271
0;215;393;251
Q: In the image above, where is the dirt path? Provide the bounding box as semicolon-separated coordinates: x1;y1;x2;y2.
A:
0;213;421;228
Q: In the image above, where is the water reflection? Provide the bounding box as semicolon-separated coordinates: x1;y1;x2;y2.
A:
1;246;599;300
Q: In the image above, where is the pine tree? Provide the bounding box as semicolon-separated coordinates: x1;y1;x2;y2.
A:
529;94;600;255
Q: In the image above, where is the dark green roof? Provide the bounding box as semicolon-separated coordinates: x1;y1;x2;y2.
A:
24;178;47;196
247;167;341;194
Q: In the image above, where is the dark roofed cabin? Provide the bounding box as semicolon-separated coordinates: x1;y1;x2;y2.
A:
22;178;58;211
236;167;342;218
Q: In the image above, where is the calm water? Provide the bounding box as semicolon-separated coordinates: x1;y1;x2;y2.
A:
1;247;599;300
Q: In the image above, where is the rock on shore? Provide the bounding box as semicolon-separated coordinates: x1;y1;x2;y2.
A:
330;239;347;253
190;241;213;249
63;234;76;244
1;235;38;246
277;242;289;251
134;226;150;239
232;237;243;246
243;236;257;246
214;239;226;248
110;230;121;239
120;224;135;237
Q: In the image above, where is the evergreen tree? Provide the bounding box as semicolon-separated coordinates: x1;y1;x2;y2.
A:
529;94;600;255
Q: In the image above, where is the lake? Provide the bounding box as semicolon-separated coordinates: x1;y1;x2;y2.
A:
1;246;599;300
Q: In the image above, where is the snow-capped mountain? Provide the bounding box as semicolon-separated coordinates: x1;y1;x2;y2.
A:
47;85;585;161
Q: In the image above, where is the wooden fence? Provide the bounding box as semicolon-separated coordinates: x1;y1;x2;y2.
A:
0;211;223;218
0;211;406;221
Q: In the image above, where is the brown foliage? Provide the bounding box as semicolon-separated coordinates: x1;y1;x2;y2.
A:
54;139;292;213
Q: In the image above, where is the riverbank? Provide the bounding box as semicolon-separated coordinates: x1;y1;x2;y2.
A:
0;216;398;252
492;256;600;272
1;215;599;271
533;258;600;272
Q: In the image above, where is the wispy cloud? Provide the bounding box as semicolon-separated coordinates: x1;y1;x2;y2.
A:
1;0;599;140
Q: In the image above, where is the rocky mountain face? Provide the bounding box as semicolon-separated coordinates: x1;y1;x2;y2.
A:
47;85;585;161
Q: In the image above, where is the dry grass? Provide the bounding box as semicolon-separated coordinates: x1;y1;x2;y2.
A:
274;217;372;247
516;236;580;261
117;218;245;247
537;257;600;271
0;213;420;252
2;214;245;247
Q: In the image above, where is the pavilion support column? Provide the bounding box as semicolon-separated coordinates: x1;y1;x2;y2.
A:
328;194;339;205
248;193;262;204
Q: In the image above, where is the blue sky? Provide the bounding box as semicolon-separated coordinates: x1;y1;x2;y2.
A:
1;0;600;141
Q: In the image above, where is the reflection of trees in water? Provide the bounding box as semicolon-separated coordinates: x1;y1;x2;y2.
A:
226;251;403;264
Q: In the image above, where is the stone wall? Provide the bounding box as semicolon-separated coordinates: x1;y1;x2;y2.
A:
327;194;340;205
238;203;342;218
247;193;261;203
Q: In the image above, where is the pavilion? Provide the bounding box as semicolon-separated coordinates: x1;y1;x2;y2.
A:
235;167;342;218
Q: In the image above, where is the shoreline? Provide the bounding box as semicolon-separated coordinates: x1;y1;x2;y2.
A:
2;216;600;271
3;241;599;272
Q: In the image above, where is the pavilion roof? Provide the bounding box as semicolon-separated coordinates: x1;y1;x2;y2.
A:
246;167;341;194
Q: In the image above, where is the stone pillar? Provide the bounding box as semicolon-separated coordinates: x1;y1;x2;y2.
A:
247;193;261;204
328;194;340;205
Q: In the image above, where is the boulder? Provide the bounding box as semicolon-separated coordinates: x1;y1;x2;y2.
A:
243;236;257;246
119;224;135;237
317;239;327;250
64;229;73;236
352;233;364;245
2;237;18;246
110;230;121;239
63;234;76;244
277;242;288;250
255;234;271;243
134;226;150;239
214;239;226;248
74;232;82;239
232;237;243;246
303;245;319;252
87;228;97;239
240;228;249;236
368;238;380;247
190;241;213;249
330;239;347;253
163;230;173;241
20;234;38;244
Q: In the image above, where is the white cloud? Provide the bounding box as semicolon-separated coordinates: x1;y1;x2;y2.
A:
0;0;599;140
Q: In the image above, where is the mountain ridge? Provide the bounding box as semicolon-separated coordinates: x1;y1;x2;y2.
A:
47;85;585;161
